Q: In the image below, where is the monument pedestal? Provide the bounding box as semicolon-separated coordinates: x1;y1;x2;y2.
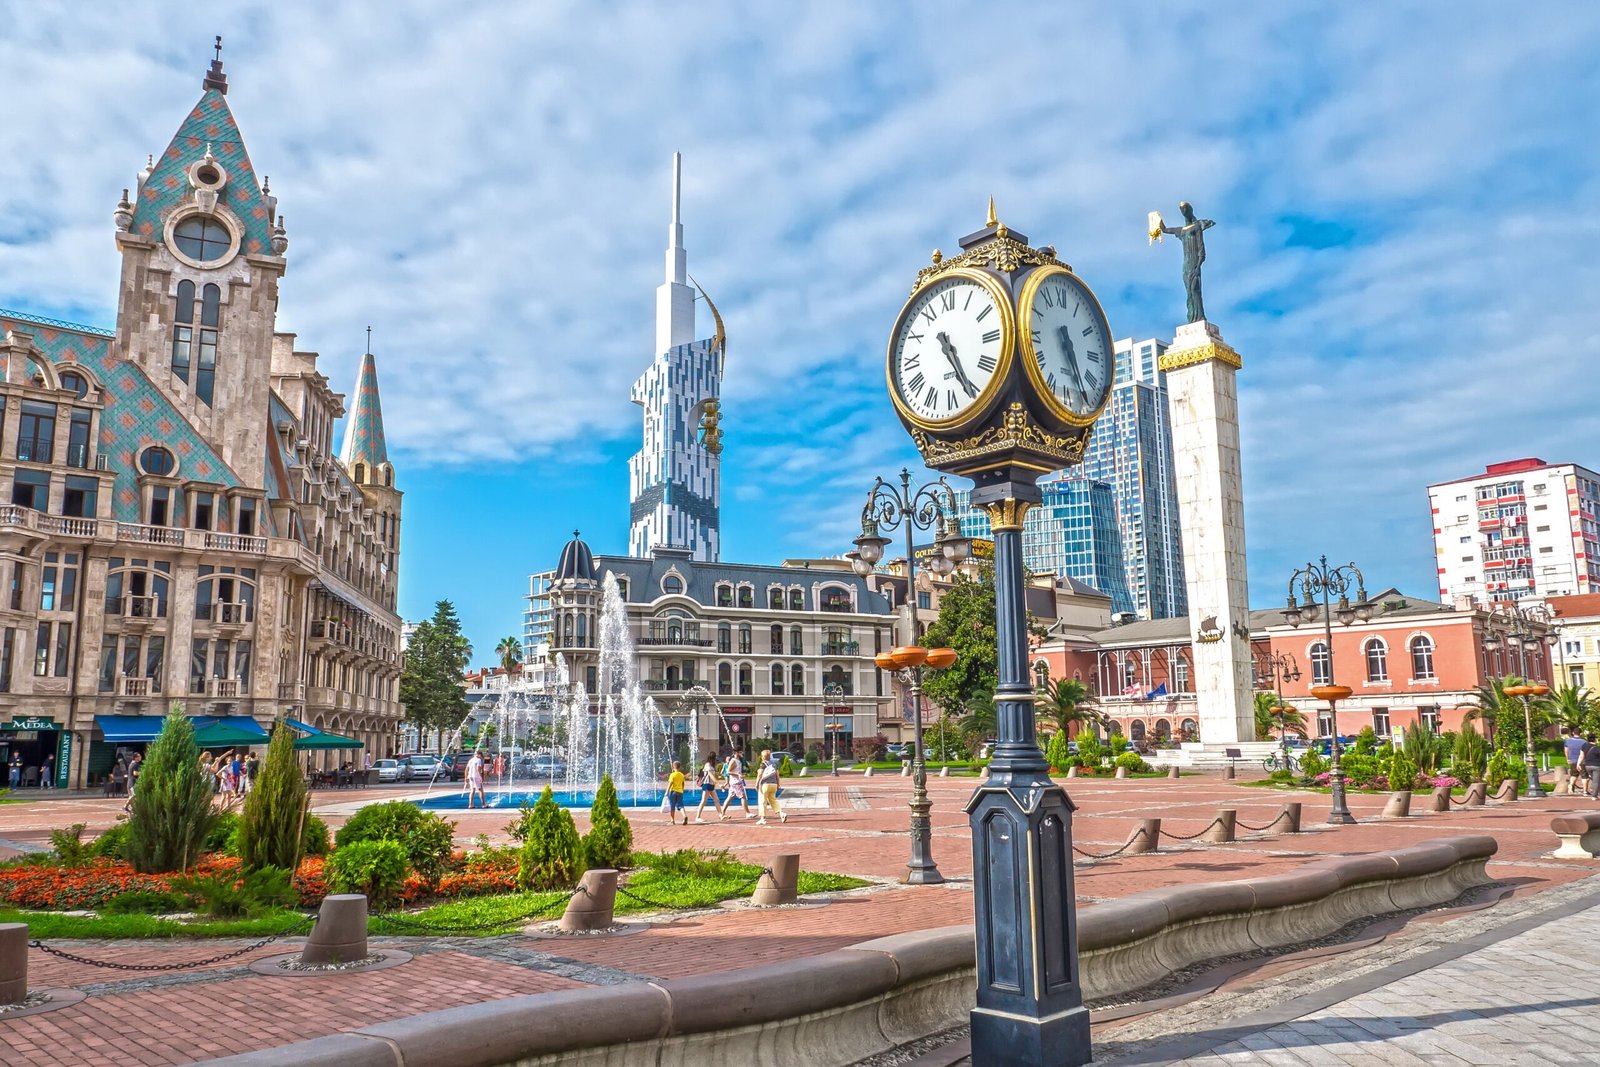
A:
1161;321;1254;744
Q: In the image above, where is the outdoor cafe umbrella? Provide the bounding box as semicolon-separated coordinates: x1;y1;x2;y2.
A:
192;721;269;749
290;730;363;751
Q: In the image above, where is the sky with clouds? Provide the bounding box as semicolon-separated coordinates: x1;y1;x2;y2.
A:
2;2;1597;660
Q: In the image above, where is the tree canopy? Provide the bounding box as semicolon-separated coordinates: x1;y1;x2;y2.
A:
400;600;472;750
919;562;1049;719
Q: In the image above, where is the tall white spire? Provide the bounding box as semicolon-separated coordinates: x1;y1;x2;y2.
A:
655;152;695;355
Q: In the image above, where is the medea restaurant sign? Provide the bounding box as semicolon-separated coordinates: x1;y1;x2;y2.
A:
5;715;56;731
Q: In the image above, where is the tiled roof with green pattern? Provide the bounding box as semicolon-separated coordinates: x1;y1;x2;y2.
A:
129;89;273;256
339;351;388;469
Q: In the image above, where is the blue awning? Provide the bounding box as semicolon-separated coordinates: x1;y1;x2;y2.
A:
95;714;268;743
283;717;322;735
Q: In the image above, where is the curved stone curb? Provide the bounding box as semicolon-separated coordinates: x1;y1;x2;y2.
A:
247;948;411;977
196;836;1497;1067
0;987;87;1019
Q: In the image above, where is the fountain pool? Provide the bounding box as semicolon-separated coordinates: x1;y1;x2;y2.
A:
416;785;760;810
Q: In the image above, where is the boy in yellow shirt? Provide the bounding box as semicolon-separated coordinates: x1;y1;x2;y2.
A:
665;760;687;825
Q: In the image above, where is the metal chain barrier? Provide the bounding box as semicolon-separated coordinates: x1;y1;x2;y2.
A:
1234;816;1285;832
614;867;773;912
372;888;582;935
1072;828;1148;861
28;913;316;972
1447;791;1474;807
1158;816;1224;842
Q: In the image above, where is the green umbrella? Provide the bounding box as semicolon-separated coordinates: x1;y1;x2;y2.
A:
192;721;269;749
291;730;363;750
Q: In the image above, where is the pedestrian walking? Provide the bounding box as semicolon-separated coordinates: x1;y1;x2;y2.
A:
7;754;20;789
243;753;258;793
110;757;127;798
1581;733;1600;799
693;753;725;823
465;750;486;809
756;749;786;825
1564;728;1586;794
721;750;751;819
229;752;244;797
665;760;687;825
41;753;54;790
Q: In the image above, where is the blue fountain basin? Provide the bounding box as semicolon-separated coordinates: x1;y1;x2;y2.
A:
415;787;765;810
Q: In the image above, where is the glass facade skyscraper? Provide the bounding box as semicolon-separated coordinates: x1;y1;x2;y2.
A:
952;479;1135;617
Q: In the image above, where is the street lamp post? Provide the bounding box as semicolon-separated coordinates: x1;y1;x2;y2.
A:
1481;602;1558;799
1255;649;1302;768
1282;555;1373;825
823;681;847;777
847;467;971;885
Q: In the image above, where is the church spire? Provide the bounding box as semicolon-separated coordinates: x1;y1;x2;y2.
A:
203;35;228;95
655;152;695;356
340;340;389;475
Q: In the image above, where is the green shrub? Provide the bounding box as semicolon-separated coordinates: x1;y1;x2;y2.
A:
169;873;256;918
1114;751;1149;773
1485;749;1518;791
335;800;455;884
102;890;189;915
1388;748;1418;790
804;746;821;767
1451;728;1488;781
302;814;331;857
505;802;536;842
206;812;242;856
238;721;309;872
634;848;740;878
49;824;93;866
1269;768;1294;783
1352;726;1379;756
326;839;410;907
1338;753;1379;787
1298;748;1328;780
242;865;298;910
518;786;583;891
93;821;131;860
126;705;217;873
778;755;794;776
1076;734;1103;767
582;776;633;871
1045;731;1071;770
1063;755;1084;768
1104;735;1126;763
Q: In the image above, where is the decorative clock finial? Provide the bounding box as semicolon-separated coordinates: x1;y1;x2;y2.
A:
930;249;942;265
986;196;997;228
365;325;373;355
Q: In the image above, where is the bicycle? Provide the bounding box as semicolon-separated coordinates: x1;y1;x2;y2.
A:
1262;750;1302;774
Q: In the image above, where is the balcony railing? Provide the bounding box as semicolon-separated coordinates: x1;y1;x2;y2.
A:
204;532;267;553
821;641;860;656
278;682;304;702
112;595;164;621
118;523;183;546
0;505;24;526
641;678;706;691
198;602;253;625
638;636;714;647
209;679;240;698
37;515;97;537
119;676;151;697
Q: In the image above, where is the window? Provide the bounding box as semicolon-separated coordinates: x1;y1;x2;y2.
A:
1364;639;1389;682
772;715;803;754
149;486;172;527
194;492;214;531
1572;665;1587;689
1310;641;1332;686
1318;709;1335;738
39;552;77;612
1409;635;1435;680
917;592;932;610
737;624;751;655
33;621;68;678
738;665;752;695
789;589;803;611
105;558;172;619
717;663;732;696
141;446;175;476
663;575;682;595
174;216;231;262
770;624;783;654
59;371;88;399
738;586;753;608
791;664;805;695
62;476;97;518
172;280;194;383
196;283;220;406
11;470;49;512
770;664;784;694
66;409;91;468
717;623;731;654
790;625;803;656
716;584;733;607
0;628;13;693
769;589;783;610
236;498;256;535
16;401;55;463
820;586;851;612
1419;706;1441;733
1372;707;1390;736
1175;658;1190;693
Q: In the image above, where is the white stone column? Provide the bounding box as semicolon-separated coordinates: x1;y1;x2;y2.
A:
1161;321;1254;744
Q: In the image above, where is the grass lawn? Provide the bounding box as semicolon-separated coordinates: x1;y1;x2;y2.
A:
0;907;312;940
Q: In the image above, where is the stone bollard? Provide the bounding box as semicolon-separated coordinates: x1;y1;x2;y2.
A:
1203;809;1237;843
901;763;911;778
559;869;619;932
1464;781;1487;807
1552;765;1570;793
1273;801;1302;834
1382;790;1413;818
1066;766;1079;779
1429;785;1451;812
1492;779;1518;803
1114;766;1129;779
1224;764;1236;780
863;767;873;778
797;766;808;777
751;853;799;906
299;894;368;965
939;766;949;778
1127;818;1160;854
0;923;26;1005
1167;766;1181;780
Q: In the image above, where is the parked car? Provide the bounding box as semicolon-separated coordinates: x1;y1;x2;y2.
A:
885;742;911;759
519;754;568;779
374;759;401;783
396;754;441;782
439;752;475;781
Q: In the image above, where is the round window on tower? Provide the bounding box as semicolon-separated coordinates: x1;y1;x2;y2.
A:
59;371;89;399
173;216;233;264
140;446;176;477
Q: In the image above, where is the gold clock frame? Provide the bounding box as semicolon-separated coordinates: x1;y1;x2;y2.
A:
886;267;1017;434
1017;265;1114;429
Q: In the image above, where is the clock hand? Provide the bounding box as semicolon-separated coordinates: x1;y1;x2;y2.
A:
936;331;979;398
1056;325;1090;407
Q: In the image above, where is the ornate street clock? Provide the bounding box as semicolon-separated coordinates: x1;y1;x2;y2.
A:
887;202;1113;489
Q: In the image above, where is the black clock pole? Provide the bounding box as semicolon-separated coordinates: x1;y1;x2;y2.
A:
968;477;1090;1067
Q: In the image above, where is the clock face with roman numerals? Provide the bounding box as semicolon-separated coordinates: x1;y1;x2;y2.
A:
1018;266;1113;424
887;269;1014;431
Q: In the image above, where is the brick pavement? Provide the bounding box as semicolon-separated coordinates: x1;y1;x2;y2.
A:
1;772;1596;1064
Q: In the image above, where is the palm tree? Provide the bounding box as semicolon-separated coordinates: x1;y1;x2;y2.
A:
1253;692;1307;742
1538;683;1597;735
495;636;523;676
1035;677;1106;740
956;694;998;757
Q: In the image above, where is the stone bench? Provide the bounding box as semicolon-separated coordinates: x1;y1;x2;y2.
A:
1551;812;1600;860
200;835;1496;1067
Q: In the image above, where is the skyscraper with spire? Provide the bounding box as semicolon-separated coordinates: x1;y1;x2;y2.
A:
628;153;725;562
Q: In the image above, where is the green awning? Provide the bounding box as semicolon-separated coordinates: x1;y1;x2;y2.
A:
292;730;363;750
193;722;270;749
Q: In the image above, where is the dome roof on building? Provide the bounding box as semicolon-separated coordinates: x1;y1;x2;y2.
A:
555;531;597;582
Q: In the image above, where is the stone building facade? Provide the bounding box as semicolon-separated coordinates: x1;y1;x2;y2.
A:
0;53;402;786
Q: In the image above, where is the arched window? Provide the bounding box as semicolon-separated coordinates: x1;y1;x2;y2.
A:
1364;638;1388;682
1409;635;1436;680
737;624;751;654
59;370;89;399
715;583;733;607
789;588;803;611
174;216;231;262
820;586;851;612
171;280;195;384
717;623;731;654
196;283;221;406
1129;720;1146;742
193;566;256;624
1155;719;1171;742
104;558;173;621
789;625;803;655
737;585;753;608
770;624;783;654
717;663;732;696
769;588;783;610
1310;642;1332;685
770;665;784;694
662;575;682;595
575;613;588;647
738;665;752;695
790;664;805;695
667;619;683;643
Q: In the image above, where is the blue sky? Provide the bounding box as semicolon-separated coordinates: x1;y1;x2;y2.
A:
2;3;1598;661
